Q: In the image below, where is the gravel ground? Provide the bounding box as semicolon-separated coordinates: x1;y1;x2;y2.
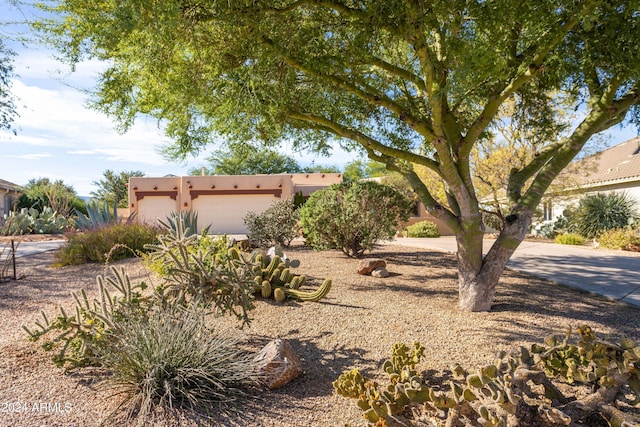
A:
1;242;638;426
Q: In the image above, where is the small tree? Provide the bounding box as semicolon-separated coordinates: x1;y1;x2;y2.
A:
91;169;144;208
300;181;411;257
17;178;85;217
244;198;300;247
191;143;304;175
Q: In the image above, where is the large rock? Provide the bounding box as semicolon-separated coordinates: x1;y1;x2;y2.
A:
357;258;387;275
371;267;389;278
253;338;302;389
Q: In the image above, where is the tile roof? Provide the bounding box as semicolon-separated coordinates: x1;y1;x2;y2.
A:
575;136;640;186
0;178;19;191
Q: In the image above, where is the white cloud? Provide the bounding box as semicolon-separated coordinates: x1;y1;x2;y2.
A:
6;153;51;160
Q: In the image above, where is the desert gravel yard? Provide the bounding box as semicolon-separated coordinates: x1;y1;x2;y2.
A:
1;242;639;426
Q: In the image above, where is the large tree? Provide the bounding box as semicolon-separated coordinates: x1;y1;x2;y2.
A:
90;169;145;208
36;1;640;311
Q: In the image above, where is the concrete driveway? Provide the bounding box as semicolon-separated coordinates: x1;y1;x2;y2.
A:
388;237;640;308
1;239;67;258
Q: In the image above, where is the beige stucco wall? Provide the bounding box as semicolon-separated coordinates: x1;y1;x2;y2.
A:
128;174;342;234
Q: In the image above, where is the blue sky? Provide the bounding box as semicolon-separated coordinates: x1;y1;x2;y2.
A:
1;2;638;197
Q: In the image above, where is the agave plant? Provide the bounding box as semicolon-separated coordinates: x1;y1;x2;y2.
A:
74;201;135;231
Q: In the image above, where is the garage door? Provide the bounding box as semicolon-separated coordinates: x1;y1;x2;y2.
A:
137;196;179;227
192;195;278;235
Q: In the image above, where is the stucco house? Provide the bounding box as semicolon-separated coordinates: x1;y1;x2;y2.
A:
0;178;20;219
543;136;640;222
128;173;343;234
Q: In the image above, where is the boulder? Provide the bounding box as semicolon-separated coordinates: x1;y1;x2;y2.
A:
371;267;389;278
253;338;302;389
357;258;387;275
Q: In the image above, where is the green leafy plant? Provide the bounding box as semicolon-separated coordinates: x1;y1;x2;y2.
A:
244;198;300;247
300;181;411;257
572;192;638;239
406;220;440;238
554;232;586;246
53;223;158;266
334;326;640;426
1;207;71;235
597;227;640;251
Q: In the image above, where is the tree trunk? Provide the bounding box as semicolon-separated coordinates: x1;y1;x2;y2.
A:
457;209;533;311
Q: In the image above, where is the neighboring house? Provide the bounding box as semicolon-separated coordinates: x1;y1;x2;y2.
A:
0;178;20;219
128;173;343;234
543;136;640;222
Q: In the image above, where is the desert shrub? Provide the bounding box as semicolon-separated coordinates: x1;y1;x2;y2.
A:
597;227;640;251
300;181;411;257
406;220;440;238
244;198;300;247
572;192;638;238
24;268;262;425
53;223;158;266
334;326;640;426
554;232;586;245
99;303;262;425
1;207;71;235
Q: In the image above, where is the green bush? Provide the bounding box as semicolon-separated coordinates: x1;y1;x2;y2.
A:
554;232;586;245
1;207;71;235
53;223;158;266
300;181;412;257
597;227;640;251
573;192;637;238
244;198;300;247
406;220;440;238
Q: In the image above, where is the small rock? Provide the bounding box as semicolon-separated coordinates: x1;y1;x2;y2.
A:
371;267;389;278
253;338;302;389
357;258;387;275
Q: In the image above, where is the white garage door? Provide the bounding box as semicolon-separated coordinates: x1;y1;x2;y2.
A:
137;196;179;226
192;195;278;235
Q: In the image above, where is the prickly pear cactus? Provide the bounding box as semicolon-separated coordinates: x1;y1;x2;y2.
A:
334;326;640;426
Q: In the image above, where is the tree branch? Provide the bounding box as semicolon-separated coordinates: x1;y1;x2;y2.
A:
461;9;587;156
287;111;440;171
261;36;437;141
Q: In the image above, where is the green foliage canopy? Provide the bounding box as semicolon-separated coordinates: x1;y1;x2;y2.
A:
0;37;18;134
17;177;85;217
191;142;304;175
33;0;640;311
90;169;144;208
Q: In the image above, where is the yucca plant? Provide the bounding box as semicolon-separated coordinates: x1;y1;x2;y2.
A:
100;303;263;425
573;192;637;239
